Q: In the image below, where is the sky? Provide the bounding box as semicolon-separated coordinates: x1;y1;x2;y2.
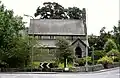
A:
2;0;119;35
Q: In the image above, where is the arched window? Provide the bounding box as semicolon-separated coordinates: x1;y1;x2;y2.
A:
75;46;82;58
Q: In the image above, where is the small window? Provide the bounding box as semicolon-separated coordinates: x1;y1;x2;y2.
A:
38;36;42;39
50;36;55;39
34;36;39;39
65;36;71;39
42;36;50;39
71;36;73;40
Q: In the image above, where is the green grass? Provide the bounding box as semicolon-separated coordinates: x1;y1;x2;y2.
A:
58;63;73;68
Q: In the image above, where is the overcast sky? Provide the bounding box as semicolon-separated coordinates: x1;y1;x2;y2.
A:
2;0;119;35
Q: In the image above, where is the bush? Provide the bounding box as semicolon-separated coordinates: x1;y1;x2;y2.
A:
112;56;120;62
106;49;120;62
97;56;113;64
32;62;40;68
75;56;92;66
93;50;106;60
75;58;85;66
107;49;120;56
104;39;117;52
58;63;73;68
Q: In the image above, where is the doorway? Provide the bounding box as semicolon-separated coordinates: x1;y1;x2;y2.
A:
75;46;82;58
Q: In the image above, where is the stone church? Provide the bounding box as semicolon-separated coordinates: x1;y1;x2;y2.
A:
28;8;89;61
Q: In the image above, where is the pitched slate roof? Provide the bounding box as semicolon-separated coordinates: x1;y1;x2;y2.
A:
71;38;89;47
28;19;86;35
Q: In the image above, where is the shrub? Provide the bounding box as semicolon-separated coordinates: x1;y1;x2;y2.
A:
75;56;92;66
112;56;120;62
58;63;73;68
55;38;74;67
93;50;106;60
106;49;120;62
97;56;113;64
107;49;120;56
32;62;40;68
118;45;120;52
104;39;117;52
75;58;85;66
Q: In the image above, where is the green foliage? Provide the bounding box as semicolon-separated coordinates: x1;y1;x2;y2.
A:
66;7;82;19
32;61;40;68
88;27;113;51
0;1;30;68
1;36;31;68
34;2;67;19
118;45;120;52
107;49;120;57
112;56;120;62
94;50;106;60
97;56;113;64
95;27;109;50
33;48;56;62
34;2;84;19
55;38;74;67
106;49;120;62
88;34;98;50
58;63;73;68
75;56;92;66
113;21;120;49
104;39;117;52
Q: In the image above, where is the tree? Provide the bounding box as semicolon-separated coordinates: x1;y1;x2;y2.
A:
66;7;82;19
112;21;120;51
55;38;74;68
0;1;25;48
34;2;68;19
34;2;84;19
1;37;31;68
88;34;98;50
92;27;112;50
0;1;30;68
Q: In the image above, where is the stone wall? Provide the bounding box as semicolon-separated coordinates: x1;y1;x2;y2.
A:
69;64;104;72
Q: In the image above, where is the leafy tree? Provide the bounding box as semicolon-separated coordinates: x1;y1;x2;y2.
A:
88;34;98;50
112;21;120;51
88;27;111;51
34;2;84;19
104;39;117;52
55;38;74;68
1;37;31;68
65;7;82;19
0;1;31;68
96;27;111;50
0;1;25;48
34;2;68;19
